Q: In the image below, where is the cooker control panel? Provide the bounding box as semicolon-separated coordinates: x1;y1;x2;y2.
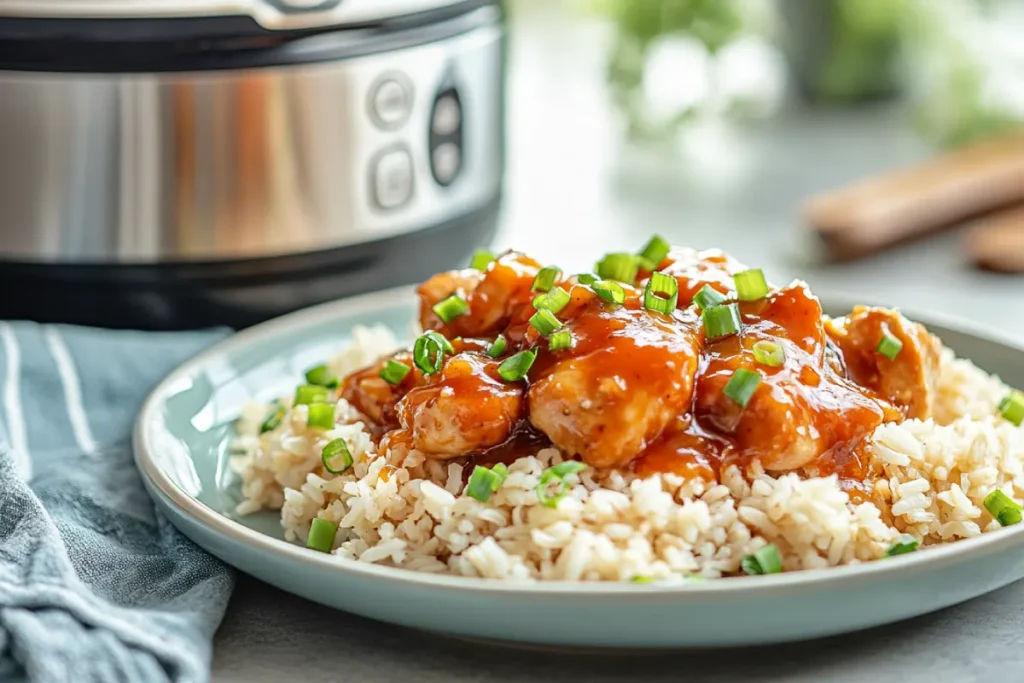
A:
429;87;463;187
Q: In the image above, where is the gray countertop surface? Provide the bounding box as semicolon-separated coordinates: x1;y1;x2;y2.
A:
213;6;1024;681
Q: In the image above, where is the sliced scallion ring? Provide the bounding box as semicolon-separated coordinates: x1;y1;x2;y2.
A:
470;250;495;271
884;534;919;557
432;293;470;324
876;333;903;360
529;309;562;337
548;329;573;351
638;235;670;271
740;544;782;575
702;303;741;340
321;438;354;474
306;402;336;429
465;464;508;503
531;266;562;293
306;518;338;553
413;332;450;375
259;403;286;434
486;335;507;358
693;285;726;311
733;269;769;302
576;273;597;286
643;271;679;314
304;364;340;389
294;384;329;406
378;360;411;386
984;489;1023;526
498;349;537;382
723;368;761;408
595;253;640;283
591;280;625;305
535;460;587;508
752;340;785;368
533;287;570;313
998;390;1024;426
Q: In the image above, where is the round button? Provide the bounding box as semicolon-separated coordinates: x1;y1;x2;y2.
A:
431;142;461;186
369;75;413;130
431;95;461;137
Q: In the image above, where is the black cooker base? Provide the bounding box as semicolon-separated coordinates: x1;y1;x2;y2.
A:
0;197;500;331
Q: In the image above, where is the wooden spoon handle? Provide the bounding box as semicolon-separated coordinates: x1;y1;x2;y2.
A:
965;205;1024;273
803;133;1024;259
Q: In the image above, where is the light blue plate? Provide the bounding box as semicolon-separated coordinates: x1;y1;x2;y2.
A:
133;286;1024;648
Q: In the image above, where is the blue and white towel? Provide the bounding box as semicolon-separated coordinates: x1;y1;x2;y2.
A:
0;321;234;683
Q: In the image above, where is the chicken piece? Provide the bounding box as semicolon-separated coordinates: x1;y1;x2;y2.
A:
527;287;704;469
418;251;543;339
341;351;422;431
655;247;753;307
396;353;525;458
693;283;900;472
825;306;941;419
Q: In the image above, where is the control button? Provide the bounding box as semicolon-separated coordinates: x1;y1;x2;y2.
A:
431;143;461;187
431;94;462;137
369;75;413;130
372;147;413;210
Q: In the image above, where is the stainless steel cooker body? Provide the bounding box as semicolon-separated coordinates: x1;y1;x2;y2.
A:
0;3;504;328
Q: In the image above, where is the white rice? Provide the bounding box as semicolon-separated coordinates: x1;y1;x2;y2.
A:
230;324;1023;581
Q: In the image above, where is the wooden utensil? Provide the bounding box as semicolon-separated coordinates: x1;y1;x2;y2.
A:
965;205;1024;273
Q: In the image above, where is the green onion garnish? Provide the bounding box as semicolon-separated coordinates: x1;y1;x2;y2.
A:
260;403;286;434
465;464;508;503
470;250;495;271
630;575;653;583
741;544;782;575
548;329;573;351
294;384;329;406
693;285;726;311
884;534;919;557
307;402;336;429
576;273;597;286
984;489;1023;526
304;364;340;389
595;253;640;283
723;368;761;408
413;331;452;375
531;266;561;293
876;333;903;360
752;340;785;368
591;280;625;305
733;269;769;302
529;309;561;337
535;460;587;508
307;517;338;553
643;272;678;314
321;438;354;474
638;235;671;270
998;390;1024;426
486;335;507;358
498;349;537;382
702;303;741;340
432;293;470;324
533;287;570;313
378;360;411;386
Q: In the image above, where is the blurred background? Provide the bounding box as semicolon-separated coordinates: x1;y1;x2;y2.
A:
1;0;1023;331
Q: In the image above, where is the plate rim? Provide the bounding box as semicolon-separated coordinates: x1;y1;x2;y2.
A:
133;283;1024;598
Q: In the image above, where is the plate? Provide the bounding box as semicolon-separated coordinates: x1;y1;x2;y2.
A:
134;286;1024;648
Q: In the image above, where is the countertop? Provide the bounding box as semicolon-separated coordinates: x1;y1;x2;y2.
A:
213;6;1024;681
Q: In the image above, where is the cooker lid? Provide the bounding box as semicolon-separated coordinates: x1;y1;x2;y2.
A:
0;0;479;32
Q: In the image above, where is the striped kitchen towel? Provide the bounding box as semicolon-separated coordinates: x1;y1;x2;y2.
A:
0;321;234;683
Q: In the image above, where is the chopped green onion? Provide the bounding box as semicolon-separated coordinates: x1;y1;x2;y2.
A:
432;293;470;324
638;235;671;270
733;269;769;302
304;364;340;389
723;368;761;408
548;329;573;351
535;460;587;508
529;309;562;337
486;335;507;358
702;303;741;340
591;280;625;305
630;575;653;583
465;464;508;502
307;518;338;553
260;403;286;434
752;340;785;368
876;333;903;360
643;272;679;314
470;250;495;271
884;534;919;557
321;438;354;474
984;489;1023;526
998;390;1024;426
531;266;562;293
378;360;411;385
693;285;726;311
294;384;329;406
533;287;570;313
741;544;782;575
576;273;597;286
595;253;640;283
498;350;537;382
413;332;451;375
307;402;336;429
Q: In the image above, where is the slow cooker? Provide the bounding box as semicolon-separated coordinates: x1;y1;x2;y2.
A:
0;0;504;330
